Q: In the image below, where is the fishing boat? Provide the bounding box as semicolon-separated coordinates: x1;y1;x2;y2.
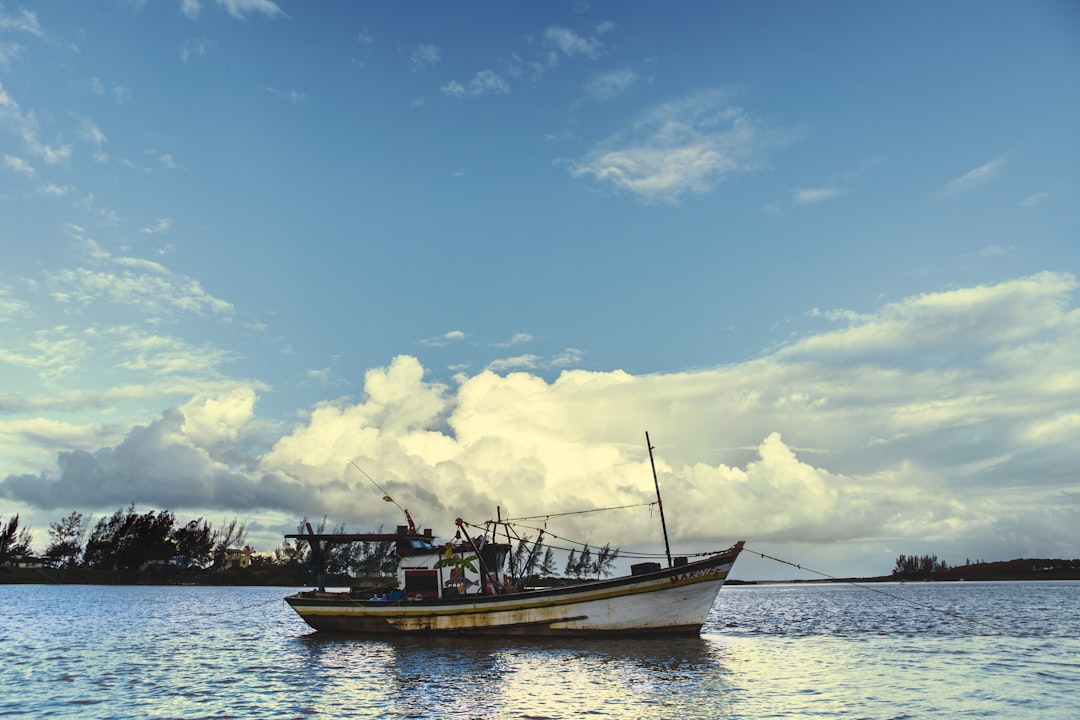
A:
284;434;745;637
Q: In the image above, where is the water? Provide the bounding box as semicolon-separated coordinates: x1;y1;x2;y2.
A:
1;581;1077;719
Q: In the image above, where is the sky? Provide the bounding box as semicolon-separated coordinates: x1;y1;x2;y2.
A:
1;1;1078;580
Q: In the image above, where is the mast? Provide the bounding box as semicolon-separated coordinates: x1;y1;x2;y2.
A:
646;431;673;568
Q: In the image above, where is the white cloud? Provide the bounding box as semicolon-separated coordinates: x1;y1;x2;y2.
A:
1021;192;1049;208
0;6;44;37
44;230;234;317
943;158;1004;196
3;273;1078;575
410;43;441;71
180;0;202;20
543;26;604;59
0;82;73;165
793;186;840;204
0;40;22;70
442;70;510;98
214;0;284;20
3;154;33;176
584;68;637;102
569;90;766;203
181;38;212;61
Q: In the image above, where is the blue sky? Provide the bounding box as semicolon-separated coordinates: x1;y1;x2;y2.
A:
1;1;1078;579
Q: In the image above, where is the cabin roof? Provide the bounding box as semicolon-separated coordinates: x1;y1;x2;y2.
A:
284;532;436;543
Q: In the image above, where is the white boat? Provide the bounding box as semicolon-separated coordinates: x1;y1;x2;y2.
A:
284;433;745;637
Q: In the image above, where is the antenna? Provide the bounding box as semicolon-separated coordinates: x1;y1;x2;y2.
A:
646;431;673;568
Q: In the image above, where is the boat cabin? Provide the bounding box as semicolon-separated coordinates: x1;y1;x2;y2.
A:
288;522;512;600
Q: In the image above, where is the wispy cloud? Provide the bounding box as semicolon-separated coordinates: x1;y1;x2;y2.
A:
1021;192;1049;208
0;82;73;165
583;68;637;102
441;70;510;99
266;87;307;103
0;6;44;37
793;187;841;204
181;38;212;62
410;43;441;71
419;330;466;347
568;90;767;203
3;154;33;176
45;233;234;318
942;158;1004;196
215;0;284;20
543;26;605;60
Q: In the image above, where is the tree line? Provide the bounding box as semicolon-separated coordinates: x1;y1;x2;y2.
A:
1;507;249;571
1;510;620;583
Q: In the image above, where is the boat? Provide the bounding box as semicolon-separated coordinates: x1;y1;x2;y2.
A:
284;434;745;637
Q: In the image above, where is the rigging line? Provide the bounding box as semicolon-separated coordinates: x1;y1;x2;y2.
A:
501;502;658;522
747;547;1003;634
179;596;284;619
347;459;408;516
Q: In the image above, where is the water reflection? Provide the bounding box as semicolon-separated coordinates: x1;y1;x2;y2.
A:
293;633;734;719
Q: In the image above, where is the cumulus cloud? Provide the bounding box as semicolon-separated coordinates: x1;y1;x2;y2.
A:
4;272;1077;574
568;90;768;203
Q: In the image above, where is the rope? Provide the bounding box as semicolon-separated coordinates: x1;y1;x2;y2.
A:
500;502;657;522
747;547;1003;633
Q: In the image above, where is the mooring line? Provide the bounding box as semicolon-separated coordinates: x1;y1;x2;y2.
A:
192;595;287;619
746;547;1003;634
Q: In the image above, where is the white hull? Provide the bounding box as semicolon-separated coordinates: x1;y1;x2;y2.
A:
286;543;743;637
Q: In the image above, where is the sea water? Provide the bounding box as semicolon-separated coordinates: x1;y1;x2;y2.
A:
1;581;1076;719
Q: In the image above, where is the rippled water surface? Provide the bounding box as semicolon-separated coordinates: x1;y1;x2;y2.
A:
2;581;1077;718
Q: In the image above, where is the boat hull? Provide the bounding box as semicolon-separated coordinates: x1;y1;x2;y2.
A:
286;542;743;637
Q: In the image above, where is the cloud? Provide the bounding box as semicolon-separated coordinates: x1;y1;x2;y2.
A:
543;26;604;59
43;233;234;318
495;333;534;348
583;68;637;102
140;218;173;235
410;43;441;71
1021;192;1049;208
568;90;767;203
442;70;510;98
181;38;212;61
419;330;466;347
3;154;33;176
0;6;44;37
214;0;284;20
942;158;1004;196
180;0;202;20
793;186;840;204
0;82;73;165
3;273;1078;574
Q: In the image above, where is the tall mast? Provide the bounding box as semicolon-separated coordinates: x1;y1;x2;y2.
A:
646;431;673;567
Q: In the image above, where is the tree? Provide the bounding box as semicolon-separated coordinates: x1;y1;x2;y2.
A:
211;518;248;567
84;505;178;571
171;518;215;567
539;548;558;578
0;515;33;566
45;511;86;568
591;543;620;579
892;553;950;579
564;548;577;578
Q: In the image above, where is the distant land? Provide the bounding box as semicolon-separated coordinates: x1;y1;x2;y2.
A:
729;557;1080;585
3;557;1078;586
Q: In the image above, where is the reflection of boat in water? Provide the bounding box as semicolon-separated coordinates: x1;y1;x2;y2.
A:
284;433;744;637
